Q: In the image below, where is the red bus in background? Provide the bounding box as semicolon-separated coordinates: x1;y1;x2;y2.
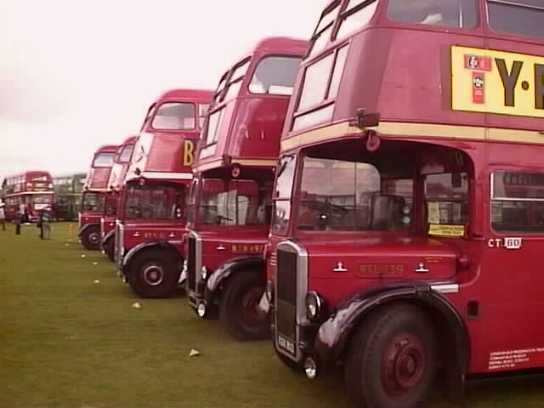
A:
79;144;118;250
116;89;213;298
185;37;308;340
1;171;55;222
100;136;138;261
265;1;544;407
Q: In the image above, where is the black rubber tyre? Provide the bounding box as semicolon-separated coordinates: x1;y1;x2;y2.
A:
345;303;438;408
127;250;181;298
103;235;115;262
81;225;101;251
219;270;269;341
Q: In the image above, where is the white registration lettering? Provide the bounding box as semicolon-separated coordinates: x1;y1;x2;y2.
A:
504;237;523;250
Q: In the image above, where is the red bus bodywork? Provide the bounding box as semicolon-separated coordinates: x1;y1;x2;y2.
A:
100;136;138;261
116;89;213;298
79;144;119;250
185;37;308;340
267;1;544;407
1;171;55;222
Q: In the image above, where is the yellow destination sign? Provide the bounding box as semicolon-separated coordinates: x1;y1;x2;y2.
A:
451;46;544;118
429;224;465;238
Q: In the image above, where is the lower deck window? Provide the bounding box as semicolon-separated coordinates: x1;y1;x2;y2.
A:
491;171;544;232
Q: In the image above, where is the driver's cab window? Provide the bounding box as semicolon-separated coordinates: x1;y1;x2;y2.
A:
424;173;469;237
297;157;413;231
198;179;269;226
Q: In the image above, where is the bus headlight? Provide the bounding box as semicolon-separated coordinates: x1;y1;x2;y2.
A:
201;266;208;280
305;291;324;321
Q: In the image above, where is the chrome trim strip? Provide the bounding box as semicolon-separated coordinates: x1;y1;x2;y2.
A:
6;191;55;196
274;240;308;363
139;172;193;180
188;230;202;289
431;283;460;294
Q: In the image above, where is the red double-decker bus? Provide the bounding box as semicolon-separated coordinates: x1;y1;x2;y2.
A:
116;89;213;298
100;135;138;261
265;1;544;407
1;171;55;222
79;144;118;250
185;37;308;340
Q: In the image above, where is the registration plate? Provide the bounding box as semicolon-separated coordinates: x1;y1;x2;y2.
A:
451;46;544;118
277;334;296;355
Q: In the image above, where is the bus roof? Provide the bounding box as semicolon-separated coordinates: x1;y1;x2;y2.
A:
108;136;139;190
281;0;544;152
194;37;308;174
2;171;53;184
121;135;138;146
126;89;214;183
155;89;214;105
95;145;119;154
4;170;53;179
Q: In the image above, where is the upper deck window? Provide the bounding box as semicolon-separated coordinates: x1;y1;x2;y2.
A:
298;54;335;111
488;0;544;39
214;75;228;104
222;59;251;102
119;144;134;164
249;56;302;96
93;153;115;168
387;0;477;28
199;107;225;158
199;104;210;128
141;103;156;130
152;102;196;130
204;108;224;146
336;0;379;40
293;44;349;131
308;1;341;58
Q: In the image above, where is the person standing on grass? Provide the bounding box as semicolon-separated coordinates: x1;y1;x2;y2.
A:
0;202;6;231
39;210;52;240
19;203;26;224
14;210;21;235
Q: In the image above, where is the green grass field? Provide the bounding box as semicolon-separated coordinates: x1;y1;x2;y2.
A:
1;223;543;408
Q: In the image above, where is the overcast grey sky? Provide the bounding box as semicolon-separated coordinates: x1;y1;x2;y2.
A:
0;0;325;181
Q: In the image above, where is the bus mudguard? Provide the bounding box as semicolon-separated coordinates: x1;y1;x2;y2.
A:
101;228;115;247
78;223;99;238
122;241;180;272
314;282;469;401
205;256;265;302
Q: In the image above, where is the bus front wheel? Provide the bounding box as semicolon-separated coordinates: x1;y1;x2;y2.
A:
127;250;181;298
103;236;115;262
81;226;101;251
219;271;269;341
345;303;437;408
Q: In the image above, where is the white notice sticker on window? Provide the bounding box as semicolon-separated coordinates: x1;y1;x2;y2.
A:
428;202;440;224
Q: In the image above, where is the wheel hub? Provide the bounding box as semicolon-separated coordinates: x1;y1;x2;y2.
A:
89;232;100;245
143;264;164;286
240;286;265;326
382;333;425;395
